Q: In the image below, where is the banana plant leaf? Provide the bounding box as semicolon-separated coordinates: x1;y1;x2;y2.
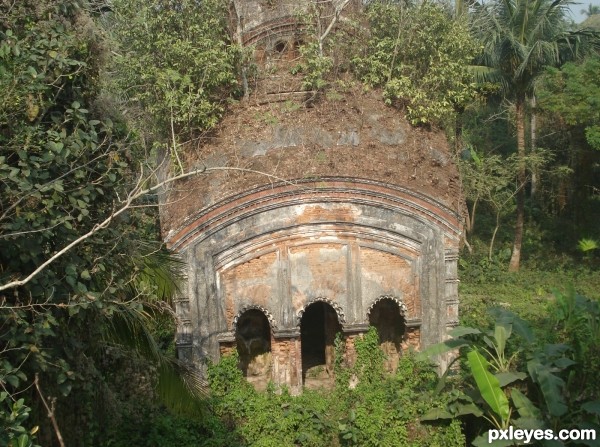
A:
467;348;510;424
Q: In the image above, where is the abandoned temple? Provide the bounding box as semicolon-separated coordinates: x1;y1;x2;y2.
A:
159;0;463;390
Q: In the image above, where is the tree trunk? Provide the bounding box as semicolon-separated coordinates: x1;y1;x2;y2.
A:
509;98;526;272
530;95;538;199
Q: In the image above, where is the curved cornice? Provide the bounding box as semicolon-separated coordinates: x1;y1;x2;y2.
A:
165;177;461;251
241;16;303;46
213;224;421;273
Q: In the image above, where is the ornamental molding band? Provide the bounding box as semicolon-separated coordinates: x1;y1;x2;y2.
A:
159;0;464;388
165;178;461;251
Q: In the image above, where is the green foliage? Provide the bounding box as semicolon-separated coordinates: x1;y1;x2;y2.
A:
352;326;386;384
538;57;600;151
0;392;39;447
106;406;233;447
472;0;587;100
578;238;599;252
337;351;464;447
109;0;238;165
422;299;600;445
205;337;465;447
354;2;478;125
292;42;334;91
0;1;200;444
470;0;599;271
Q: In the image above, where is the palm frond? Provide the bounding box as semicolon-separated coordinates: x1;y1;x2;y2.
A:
156;359;211;417
133;243;186;305
102;300;210;416
472;0;597;98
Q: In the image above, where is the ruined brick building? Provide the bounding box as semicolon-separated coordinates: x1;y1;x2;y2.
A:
159;0;462;390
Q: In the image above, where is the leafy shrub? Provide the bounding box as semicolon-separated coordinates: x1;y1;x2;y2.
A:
205;330;465;447
422;295;600;445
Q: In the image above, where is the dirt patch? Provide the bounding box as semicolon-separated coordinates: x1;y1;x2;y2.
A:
160;81;461;236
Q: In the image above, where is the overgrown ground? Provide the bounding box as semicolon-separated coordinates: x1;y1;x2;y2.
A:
460;262;600;329
100;256;600;447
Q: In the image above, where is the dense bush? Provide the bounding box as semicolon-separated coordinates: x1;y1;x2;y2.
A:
205;329;465;447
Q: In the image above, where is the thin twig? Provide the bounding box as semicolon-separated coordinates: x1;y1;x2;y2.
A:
34;374;66;447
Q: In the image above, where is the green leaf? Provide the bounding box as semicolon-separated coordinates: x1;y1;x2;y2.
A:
467;348;510;423
6;374;19;387
582;401;600;416
420;407;454;420
553;357;576;369
416;338;470;360
495;371;526;387
449;326;481;337
512;417;545;430
492;308;535;344
80;270;91;280
472;434;514;447
511;388;542;420
493;322;511;355
451;402;484;418
17;434;31;447
528;360;567;417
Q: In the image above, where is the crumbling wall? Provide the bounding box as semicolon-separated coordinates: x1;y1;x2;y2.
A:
165;1;462;388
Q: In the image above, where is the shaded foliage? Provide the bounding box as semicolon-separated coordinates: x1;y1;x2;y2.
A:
0;1;198;445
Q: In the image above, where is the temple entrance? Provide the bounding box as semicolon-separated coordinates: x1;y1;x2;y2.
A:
368;298;406;372
235;309;272;388
300;301;342;387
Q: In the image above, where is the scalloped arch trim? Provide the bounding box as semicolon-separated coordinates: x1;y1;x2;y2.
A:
296;297;346;327
232;304;278;332
366;295;408;317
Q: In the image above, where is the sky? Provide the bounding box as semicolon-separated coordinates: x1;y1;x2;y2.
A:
569;0;600;23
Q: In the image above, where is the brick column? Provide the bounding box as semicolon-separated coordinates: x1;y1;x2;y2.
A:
342;323;369;368
272;329;302;391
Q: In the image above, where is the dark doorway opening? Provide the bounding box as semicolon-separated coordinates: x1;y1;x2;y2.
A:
300;301;341;384
368;299;406;372
235;309;272;384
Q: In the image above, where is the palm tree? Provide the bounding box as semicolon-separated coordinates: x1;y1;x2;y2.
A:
472;0;595;271
581;3;600;17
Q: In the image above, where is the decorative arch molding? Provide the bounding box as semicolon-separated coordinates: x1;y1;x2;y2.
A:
366;295;408;318
166;178;461;251
232;304;278;332
296;297;346;327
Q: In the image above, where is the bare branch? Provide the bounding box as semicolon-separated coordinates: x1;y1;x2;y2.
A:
0;165;313;292
35;374;66;447
318;0;351;55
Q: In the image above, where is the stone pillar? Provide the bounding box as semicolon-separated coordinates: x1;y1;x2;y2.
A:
175;296;193;363
216;332;236;357
444;248;460;329
272;328;302;391
403;325;421;351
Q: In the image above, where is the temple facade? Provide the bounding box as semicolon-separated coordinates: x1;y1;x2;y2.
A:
159;0;462;390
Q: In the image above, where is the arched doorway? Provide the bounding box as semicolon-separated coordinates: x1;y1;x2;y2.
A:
368;298;406;372
300;301;342;385
235;309;272;387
